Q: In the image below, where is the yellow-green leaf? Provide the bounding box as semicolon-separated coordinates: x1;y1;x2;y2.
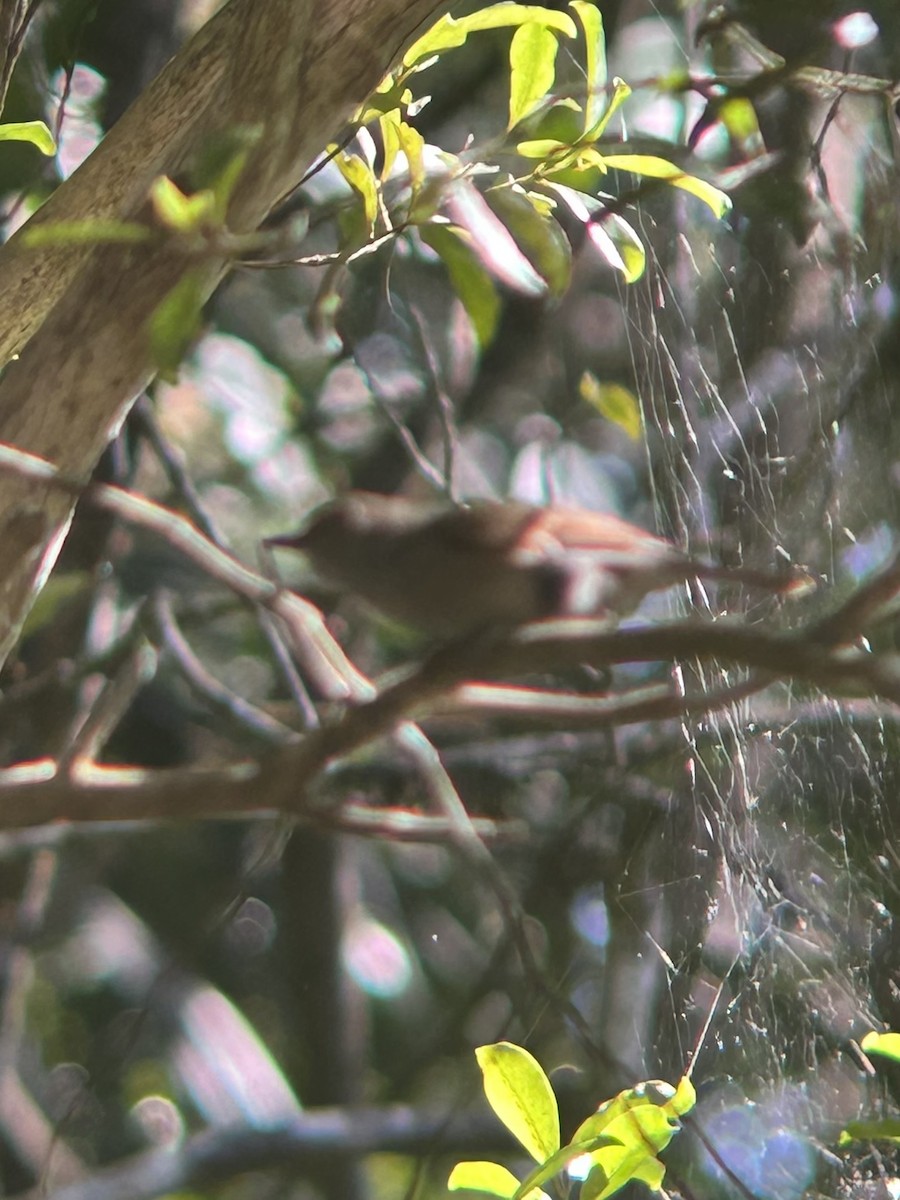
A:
585;76;630;141
396;120;426;192
475;1043;560;1163
601;1105;676;1155
508;22;559;130
667;1076;696;1117
586;213;645;283
379;110;403;180
404;5;576;69
0;120;56;155
150;176;215;232
570;1;607;131
861;1030;900;1062
717;97;764;153
449;1162;524;1198
516;138;568;160
335;152;379;234
579;374;641;439
601;154;732;218
582;1147;666;1200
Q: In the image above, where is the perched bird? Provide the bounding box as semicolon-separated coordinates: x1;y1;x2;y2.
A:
266;491;804;637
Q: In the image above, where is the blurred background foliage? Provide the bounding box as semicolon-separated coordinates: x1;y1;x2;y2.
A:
1;2;900;1199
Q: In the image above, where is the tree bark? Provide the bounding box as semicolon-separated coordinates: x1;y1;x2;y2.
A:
0;0;448;667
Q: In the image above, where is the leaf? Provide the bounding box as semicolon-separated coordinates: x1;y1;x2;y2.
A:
486;185;572;295
508;22;559;130
475;1043;560;1163
147;269;206;379
150;175;215;232
601;1104;677;1155
716;97;764;154
579;374;641;439
581;1146;666;1200
404;5;577;70
571;1081;680;1147
840;1118;900;1146
444;180;547;298
586;213;645;283
668;1076;696;1117
22;571;90;637
570;1;607;132
22;220;152;248
420;223;500;347
516;138;569;160
334;152;379;235
397;120;426;193
601;154;732;218
585;77;631;141
0;120;56;155
861;1031;900;1062
449;1162;526;1198
379;109;403;180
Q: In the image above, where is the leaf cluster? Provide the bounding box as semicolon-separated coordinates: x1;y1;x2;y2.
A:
449;1042;696;1200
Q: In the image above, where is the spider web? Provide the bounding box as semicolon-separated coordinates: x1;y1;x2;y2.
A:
611;126;900;1198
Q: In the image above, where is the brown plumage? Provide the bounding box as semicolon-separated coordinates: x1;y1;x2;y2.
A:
266;492;806;637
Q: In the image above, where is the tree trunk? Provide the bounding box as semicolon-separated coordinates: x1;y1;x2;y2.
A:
0;0;448;667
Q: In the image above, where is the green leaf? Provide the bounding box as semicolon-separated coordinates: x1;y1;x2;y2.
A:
334;151;379;235
444;181;547;298
667;1076;696;1117
840;1118;900;1146
150;176;215;233
147;269;206;379
379;109;403;180
516;138;569;160
601;154;732;218
582;1146;666;1200
486;185;572;295
585;76;631;141
579;374;641;439
404;5;577;69
475;1043;560;1163
22;219;152;248
571;1081;680;1148
717;97;764;152
861;1031;900;1062
420;223;500;347
586;212;645;283
396;120;426;193
449;1162;527;1198
22;571;90;637
357;79;414;126
0;120;56;155
508;22;559;130
601;1105;677;1154
570;1;607;132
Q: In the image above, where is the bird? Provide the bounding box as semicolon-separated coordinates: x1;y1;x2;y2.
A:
265;491;806;638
